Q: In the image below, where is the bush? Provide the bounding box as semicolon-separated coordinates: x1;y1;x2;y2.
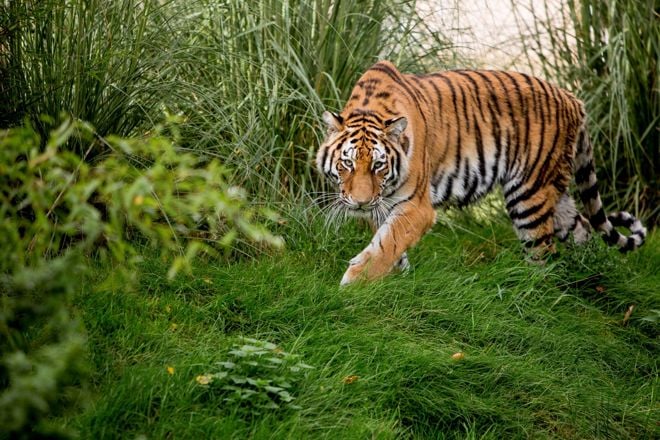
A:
195;338;314;413
0;118;281;437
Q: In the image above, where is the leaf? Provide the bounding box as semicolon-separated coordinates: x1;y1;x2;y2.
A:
451;352;465;361
342;375;359;384
622;304;635;325
264;385;284;393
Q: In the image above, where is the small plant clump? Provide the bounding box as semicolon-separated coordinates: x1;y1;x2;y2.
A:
195;338;313;411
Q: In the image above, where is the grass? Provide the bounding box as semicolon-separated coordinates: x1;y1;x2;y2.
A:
61;206;659;438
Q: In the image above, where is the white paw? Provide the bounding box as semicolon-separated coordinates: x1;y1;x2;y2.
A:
340;270;353;286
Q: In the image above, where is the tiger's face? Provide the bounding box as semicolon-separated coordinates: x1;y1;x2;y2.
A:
316;111;409;216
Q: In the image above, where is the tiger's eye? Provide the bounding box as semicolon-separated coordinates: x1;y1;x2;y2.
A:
342;159;353;169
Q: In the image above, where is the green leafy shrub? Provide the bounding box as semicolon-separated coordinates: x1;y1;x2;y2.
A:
195;338;313;412
0;119;282;437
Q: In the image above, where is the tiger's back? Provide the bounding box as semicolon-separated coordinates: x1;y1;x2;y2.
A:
317;61;646;285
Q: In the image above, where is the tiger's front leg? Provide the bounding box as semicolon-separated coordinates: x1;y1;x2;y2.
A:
340;201;436;285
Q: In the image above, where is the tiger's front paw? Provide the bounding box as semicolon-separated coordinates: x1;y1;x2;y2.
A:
340;252;372;286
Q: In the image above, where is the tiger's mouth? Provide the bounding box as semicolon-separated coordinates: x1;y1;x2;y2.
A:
341;196;382;212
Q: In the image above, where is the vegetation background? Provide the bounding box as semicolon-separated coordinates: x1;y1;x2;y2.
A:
0;0;657;438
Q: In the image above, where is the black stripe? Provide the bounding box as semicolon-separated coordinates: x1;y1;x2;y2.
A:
474;113;486;179
575;162;594;184
381;104;400;116
434;74;462;159
460;161;478;207
320;132;348;171
409;75;430;104
517;208;554;230
619;237;636;253
580;183;599;201
476;71;503;114
504;79;523;174
442;175;454;203
456;80;471;131
509;200;546;220
608;213;635;228
523;232;554;248
434;74;458;117
455;71;485;120
589;208;607;227
520;73;538;118
515;74;535;175
524;81;549;181
503;180;524;200
489;113;502;191
537;85;564;182
369;64;427;125
427;79;444;124
604;228;620;245
503;129;512;179
505;177;546;211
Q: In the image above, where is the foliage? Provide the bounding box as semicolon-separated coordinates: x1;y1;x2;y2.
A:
0;0;461;200
0;253;87;439
0;0;174;152
195;338;313;412
0;119;281;437
513;0;659;224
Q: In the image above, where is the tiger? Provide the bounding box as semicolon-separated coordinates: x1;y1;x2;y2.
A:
315;60;647;285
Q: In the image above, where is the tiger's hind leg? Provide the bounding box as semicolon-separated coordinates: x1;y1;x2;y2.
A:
505;183;558;259
553;192;591;244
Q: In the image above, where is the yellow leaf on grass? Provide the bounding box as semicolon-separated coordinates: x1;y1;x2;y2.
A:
196;374;212;385
343;375;359;384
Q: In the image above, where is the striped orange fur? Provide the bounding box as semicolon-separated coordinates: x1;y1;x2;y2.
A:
316;61;646;285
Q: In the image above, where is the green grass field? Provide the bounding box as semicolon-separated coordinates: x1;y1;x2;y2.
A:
62;208;659;439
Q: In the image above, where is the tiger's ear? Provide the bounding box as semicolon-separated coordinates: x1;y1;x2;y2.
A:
384;116;407;137
322;111;343;132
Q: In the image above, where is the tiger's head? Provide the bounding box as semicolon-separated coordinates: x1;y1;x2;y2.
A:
316;110;410;216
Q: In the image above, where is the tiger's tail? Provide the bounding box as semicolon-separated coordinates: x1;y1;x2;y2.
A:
574;125;647;252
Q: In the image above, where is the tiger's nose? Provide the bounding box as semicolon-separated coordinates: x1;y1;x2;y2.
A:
352;196;373;208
